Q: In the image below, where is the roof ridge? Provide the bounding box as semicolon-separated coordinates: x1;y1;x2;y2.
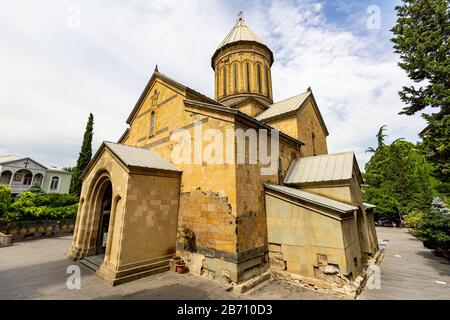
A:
270;91;310;106
297;151;354;161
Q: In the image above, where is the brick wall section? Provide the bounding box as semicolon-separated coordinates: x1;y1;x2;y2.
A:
178;188;237;256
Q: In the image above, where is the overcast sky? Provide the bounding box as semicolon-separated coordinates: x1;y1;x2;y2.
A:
0;0;426;170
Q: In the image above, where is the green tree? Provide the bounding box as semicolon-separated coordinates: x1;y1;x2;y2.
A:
70;113;94;196
391;0;450;182
364;127;434;220
0;185;12;219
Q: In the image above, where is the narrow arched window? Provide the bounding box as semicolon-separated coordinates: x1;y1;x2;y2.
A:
265;66;271;96
0;171;12;185
233;63;238;93
246;62;251;92
23;173;32;185
257;64;262;94
50;176;60;190
150;111;156;136
312;132;316;156
223;65;227;96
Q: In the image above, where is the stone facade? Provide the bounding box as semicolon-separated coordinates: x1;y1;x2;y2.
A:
67;145;181;285
68;16;379;290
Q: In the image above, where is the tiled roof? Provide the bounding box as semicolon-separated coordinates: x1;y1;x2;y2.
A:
284;152;362;186
104;142;181;172
255;92;310;121
265;183;358;213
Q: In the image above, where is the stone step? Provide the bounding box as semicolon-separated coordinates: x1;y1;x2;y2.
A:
112;264;171;286
79;258;100;272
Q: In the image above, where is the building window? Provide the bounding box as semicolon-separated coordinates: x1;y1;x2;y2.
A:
50;176;60;190
150;111;156;136
33;173;43;186
0;171;12;185
223;65;227;96
246;62;251;92
265;66;271;96
233;63;238;93
312;132;316;156
257;64;262;94
23;173;32;185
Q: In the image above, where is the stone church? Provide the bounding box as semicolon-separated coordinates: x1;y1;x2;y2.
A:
68;16;379;291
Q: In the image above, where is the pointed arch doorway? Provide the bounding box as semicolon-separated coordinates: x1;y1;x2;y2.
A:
96;182;112;255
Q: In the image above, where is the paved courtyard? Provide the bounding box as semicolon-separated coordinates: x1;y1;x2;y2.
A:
0;227;448;300
360;227;450;300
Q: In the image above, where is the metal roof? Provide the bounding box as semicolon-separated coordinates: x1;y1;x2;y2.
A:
104;142;181;172
284;152;362;186
256;92;310;121
363;203;376;209
265;183;358;214
218;17;266;50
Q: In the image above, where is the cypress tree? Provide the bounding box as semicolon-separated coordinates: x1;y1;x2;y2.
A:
70;113;94;196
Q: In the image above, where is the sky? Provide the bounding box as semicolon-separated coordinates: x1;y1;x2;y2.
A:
0;0;427;170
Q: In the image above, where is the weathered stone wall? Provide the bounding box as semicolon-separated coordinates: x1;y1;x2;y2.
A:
265;191;360;278
178;188;236;256
119;173;181;266
263;97;328;157
264;116;298;142
234;100;268;118
296;97;328;156
234;125;300;281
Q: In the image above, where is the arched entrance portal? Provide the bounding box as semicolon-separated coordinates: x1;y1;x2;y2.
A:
96;182;112;255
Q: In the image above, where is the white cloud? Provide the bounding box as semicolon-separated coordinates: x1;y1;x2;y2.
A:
246;0;426;168
0;0;426;171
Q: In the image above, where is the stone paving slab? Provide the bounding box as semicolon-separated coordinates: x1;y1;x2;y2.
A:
359;227;450;300
1;228;448;300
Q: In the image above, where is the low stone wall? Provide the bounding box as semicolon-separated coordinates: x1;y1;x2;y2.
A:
0;219;75;242
0;232;12;247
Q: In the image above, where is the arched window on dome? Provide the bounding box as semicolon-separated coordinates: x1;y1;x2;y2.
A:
245;62;251;92
223;65;227;96
233;63;238;93
257;64;262;94
265;66;271;96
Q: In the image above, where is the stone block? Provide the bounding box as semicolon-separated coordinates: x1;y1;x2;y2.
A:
0;233;12;247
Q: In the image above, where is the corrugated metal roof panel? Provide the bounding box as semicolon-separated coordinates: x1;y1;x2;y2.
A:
255;92;310;121
105;142;181;172
265;183;358;213
284;152;356;185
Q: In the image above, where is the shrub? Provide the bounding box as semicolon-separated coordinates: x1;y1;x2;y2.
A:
7;192;79;221
0;185;12;220
412;198;450;250
404;211;424;229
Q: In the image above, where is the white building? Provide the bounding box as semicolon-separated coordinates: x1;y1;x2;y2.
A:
0;155;72;194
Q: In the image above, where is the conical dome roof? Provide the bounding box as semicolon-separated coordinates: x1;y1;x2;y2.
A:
217;17;266;49
212;14;274;68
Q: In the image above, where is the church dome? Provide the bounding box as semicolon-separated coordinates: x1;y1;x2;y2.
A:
211;15;274;70
212;14;274;110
